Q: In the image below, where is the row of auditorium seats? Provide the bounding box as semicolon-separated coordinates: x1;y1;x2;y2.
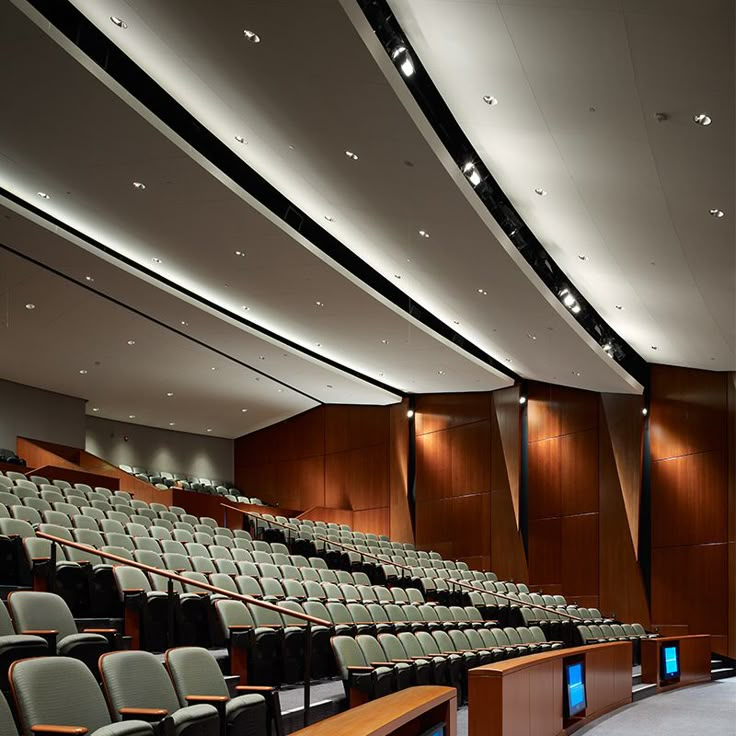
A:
0;449;25;466
0;646;274;736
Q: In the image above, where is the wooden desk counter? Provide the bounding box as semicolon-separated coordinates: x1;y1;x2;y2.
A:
641;634;711;692
469;642;632;736
291;686;457;736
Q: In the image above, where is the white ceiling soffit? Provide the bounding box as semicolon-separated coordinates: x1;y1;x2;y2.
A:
0;245;319;438
0;198;398;417
387;0;735;372
0;1;514;410
56;0;642;393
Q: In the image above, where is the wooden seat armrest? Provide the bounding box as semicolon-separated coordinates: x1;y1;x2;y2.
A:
369;661;395;668
119;707;168;721
31;556;51;562
346;666;374;672
228;625;253;630
443;650;463;655
31;726;88;735
185;695;229;703
258;623;282;628
235;685;275;692
22;629;58;635
83;628;118;633
122;588;145;592
392;658;415;663
409;655;430;660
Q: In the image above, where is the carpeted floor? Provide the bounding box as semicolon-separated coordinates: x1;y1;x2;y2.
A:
573;679;736;736
455;679;736;736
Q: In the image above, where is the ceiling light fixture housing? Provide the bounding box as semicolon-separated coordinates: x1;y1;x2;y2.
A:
482;95;498;106
418;229;430;238
534;188;548;197
391;46;414;77
37;192;50;199
132;181;146;190
559;288;582;315
709;208;725;218
345;150;358;160
110;16;127;28
243;29;260;43
234;135;246;144
693;113;712;126
463;162;482;187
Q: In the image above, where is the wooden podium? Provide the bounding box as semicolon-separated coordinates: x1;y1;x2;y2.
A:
641;634;711;692
468;641;632;736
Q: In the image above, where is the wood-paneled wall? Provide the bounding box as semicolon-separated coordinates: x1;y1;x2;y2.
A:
650;365;732;655
527;384;600;608
234;403;413;541
414;389;527;578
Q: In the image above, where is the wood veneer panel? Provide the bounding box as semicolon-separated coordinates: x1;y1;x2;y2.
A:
528;438;560;520
601;393;643;550
325;443;389;511
491;387;520;521
560;429;599;516
389;400;414;545
415;433;451;502
652;451;728;547
451;493;491;560
274;455;324;510
557;385;598;438
353;507;390;538
652;543;728;637
561;513;599;599
599;403;650;626
324;405;388;454
450;422;491;496
650;366;728;461
490;489;529;584
527;383;559;443
415;498;452;557
415;393;490;436
17;437;80;471
528;517;561;587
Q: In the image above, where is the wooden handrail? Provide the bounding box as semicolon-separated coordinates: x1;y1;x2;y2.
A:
222;504;297;531
222;504;583;622
35;531;330;627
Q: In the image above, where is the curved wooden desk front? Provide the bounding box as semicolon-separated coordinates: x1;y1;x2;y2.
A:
292;685;457;736
468;641;632;736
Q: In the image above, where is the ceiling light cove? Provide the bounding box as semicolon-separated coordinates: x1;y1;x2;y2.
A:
110;16;127;29
243;29;260;43
693;113;712;126
391;46;414;77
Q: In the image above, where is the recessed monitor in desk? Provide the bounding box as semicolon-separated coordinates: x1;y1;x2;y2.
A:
564;661;586;718
418;724;445;736
660;643;680;682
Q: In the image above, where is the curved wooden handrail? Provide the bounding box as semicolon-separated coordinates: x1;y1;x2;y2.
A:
221;503;582;621
222;504;297;532
35;531;330;626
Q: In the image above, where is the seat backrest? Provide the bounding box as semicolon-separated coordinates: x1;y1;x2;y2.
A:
8;591;77;640
100;650;181;718
113;566;153;595
0;518;34;539
165;647;228;706
332;636;367;679
214;599;255;638
10;656;122;733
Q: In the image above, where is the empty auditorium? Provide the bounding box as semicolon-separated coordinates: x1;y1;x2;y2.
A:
0;1;733;734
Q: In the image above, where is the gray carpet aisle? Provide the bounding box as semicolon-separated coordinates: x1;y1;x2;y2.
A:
575;679;736;736
457;679;736;736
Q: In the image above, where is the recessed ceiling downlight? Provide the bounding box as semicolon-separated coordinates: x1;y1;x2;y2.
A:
132;181;146;190
418;229;430;238
693;113;712;126
110;16;127;28
234;135;246;144
482;95;498;106
709;208;725;218
37;192;50;199
345;150;358;160
25;303;35;310
463;162;482;187
243;29;260;43
534;188;548;197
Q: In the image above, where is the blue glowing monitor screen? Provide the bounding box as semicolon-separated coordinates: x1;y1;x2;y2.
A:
565;662;586;717
418;725;445;736
662;645;680;680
